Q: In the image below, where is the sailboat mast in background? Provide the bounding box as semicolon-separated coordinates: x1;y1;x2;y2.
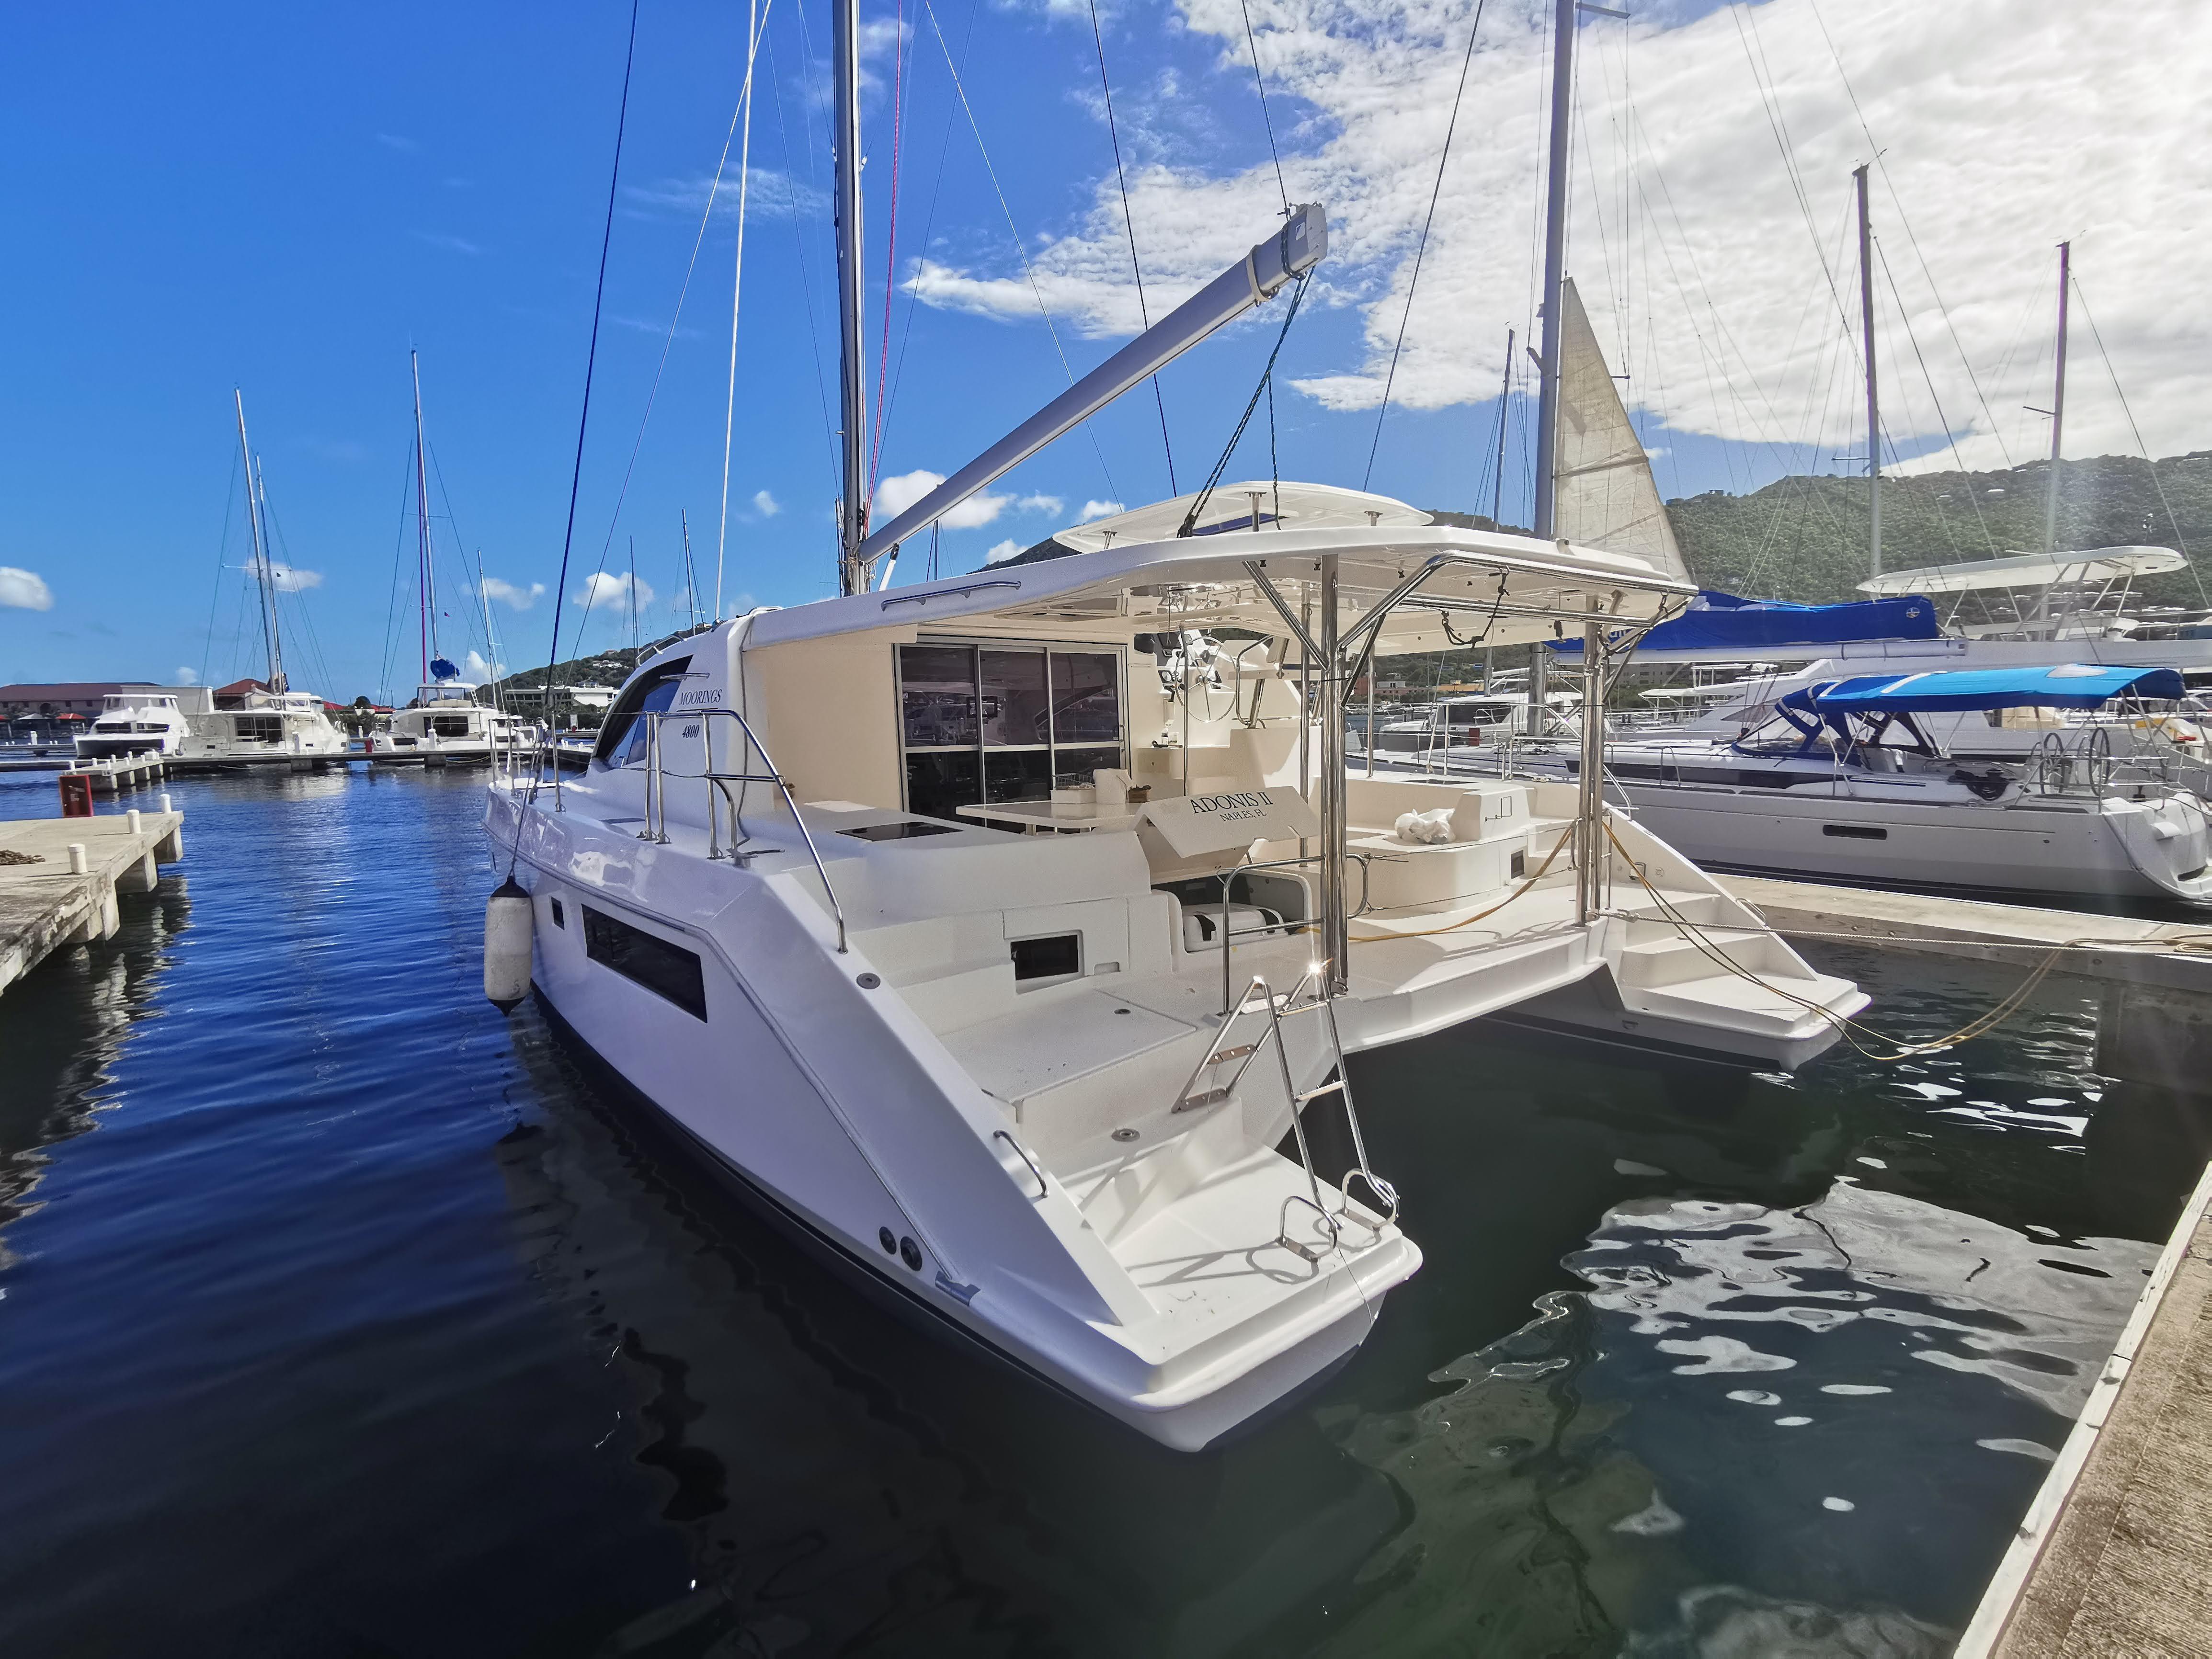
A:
2044;240;2071;557
233;390;287;694
1855;163;1881;580
411;350;438;682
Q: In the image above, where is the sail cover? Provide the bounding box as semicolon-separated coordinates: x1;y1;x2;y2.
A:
1550;589;1941;654
1551;278;1689;581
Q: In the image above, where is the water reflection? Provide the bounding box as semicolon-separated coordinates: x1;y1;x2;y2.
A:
0;765;2203;1658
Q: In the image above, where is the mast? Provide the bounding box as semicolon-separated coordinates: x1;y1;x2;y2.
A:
1527;0;1576;735
1531;0;1574;542
234;390;280;693
1491;326;1514;528
253;456;288;693
1855;163;1881;580
475;548;501;713
2044;240;2071;558
411;350;437;680
681;510;699;632
832;0;869;595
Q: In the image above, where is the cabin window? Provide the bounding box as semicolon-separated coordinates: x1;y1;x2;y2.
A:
897;643;1125;819
235;715;282;742
594;657;694;766
430;714;472;738
582;905;707;1019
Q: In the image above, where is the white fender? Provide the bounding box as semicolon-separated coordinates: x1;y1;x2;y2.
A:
484;875;534;1011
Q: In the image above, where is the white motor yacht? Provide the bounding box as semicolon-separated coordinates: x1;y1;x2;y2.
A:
75;692;193;760
483;493;1866;1450
371;673;530;766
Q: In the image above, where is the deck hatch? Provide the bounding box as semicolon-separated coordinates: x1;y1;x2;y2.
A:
583;905;707;1019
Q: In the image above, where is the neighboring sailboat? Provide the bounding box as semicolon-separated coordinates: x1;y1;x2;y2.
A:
370;354;528;767
481;0;1861;1452
177;393;348;769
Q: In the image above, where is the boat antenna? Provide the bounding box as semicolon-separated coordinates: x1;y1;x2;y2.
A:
681;510;700;633
832;0;870;596
475;547;502;712
628;537;640;671
412;349;438;681
1855;162;1881;580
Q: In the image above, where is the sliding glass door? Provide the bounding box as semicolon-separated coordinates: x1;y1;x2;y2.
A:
898;642;1125;820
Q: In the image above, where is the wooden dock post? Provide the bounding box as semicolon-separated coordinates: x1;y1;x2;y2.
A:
0;808;185;998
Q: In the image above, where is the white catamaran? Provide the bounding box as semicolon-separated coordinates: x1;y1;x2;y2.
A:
480;3;1861;1449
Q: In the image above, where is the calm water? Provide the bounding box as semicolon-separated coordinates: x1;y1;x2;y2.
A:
3;765;2209;1658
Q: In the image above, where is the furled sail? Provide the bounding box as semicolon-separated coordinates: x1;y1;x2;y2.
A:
1551;277;1689;580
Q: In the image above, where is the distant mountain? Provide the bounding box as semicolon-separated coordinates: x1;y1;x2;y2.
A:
1663;450;2212;606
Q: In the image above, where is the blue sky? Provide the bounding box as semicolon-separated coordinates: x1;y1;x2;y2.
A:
3;0;2200;697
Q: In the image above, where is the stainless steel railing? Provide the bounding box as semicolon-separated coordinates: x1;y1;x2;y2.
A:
1209;851;1374;1017
632;707;850;953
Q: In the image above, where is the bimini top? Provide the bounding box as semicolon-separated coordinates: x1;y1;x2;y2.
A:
1780;664;2187;716
1858;547;2185;598
745;481;1698;659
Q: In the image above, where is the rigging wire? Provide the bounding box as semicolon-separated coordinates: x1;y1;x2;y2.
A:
541;0;641;695
199;447;242;693
1803;0;2013;472
2073;276;2211;609
920;0;1118;501
1089;0;1176;495
1874;239;1998;558
1177;274;1309;536
1237;0;1289;214
763;22;843;495
867;0;909;492
1361;0;1485;491
878;0;978;470
573;23;756;662
376;443;416;704
716;0;774;622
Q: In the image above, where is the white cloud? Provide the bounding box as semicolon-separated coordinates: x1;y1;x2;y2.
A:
480;576;546;610
579;570;654;611
1078;500;1126;523
909;0;2212;472
376;132;419;153
174;667;198;685
412;230;480;256
245;555;321;593
1015;493;1065;514
465;649;495;681
872;468;1011;529
624;168;825;223
984;539;1024;564
0;567;52;610
753;489;781;517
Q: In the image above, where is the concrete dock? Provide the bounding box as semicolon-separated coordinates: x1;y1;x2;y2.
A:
1957;1161;2212;1657
0;807;183;998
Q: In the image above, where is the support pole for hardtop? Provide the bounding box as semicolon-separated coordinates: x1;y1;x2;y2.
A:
1319;556;1347;998
1578;601;1607;924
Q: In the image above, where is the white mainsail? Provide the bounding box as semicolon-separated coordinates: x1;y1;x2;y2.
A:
1551;278;1689;581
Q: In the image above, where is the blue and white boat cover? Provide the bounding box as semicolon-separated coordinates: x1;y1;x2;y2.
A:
1781;664;2187;715
1551;589;1942;653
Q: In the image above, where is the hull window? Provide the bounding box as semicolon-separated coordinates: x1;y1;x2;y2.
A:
1011;932;1082;982
1821;824;1889;840
583;906;707;1019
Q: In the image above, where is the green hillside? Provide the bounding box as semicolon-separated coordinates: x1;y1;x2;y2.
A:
1666;450;2212;606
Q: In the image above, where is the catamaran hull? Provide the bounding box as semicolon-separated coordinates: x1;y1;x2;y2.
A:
487;798;1405;1453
